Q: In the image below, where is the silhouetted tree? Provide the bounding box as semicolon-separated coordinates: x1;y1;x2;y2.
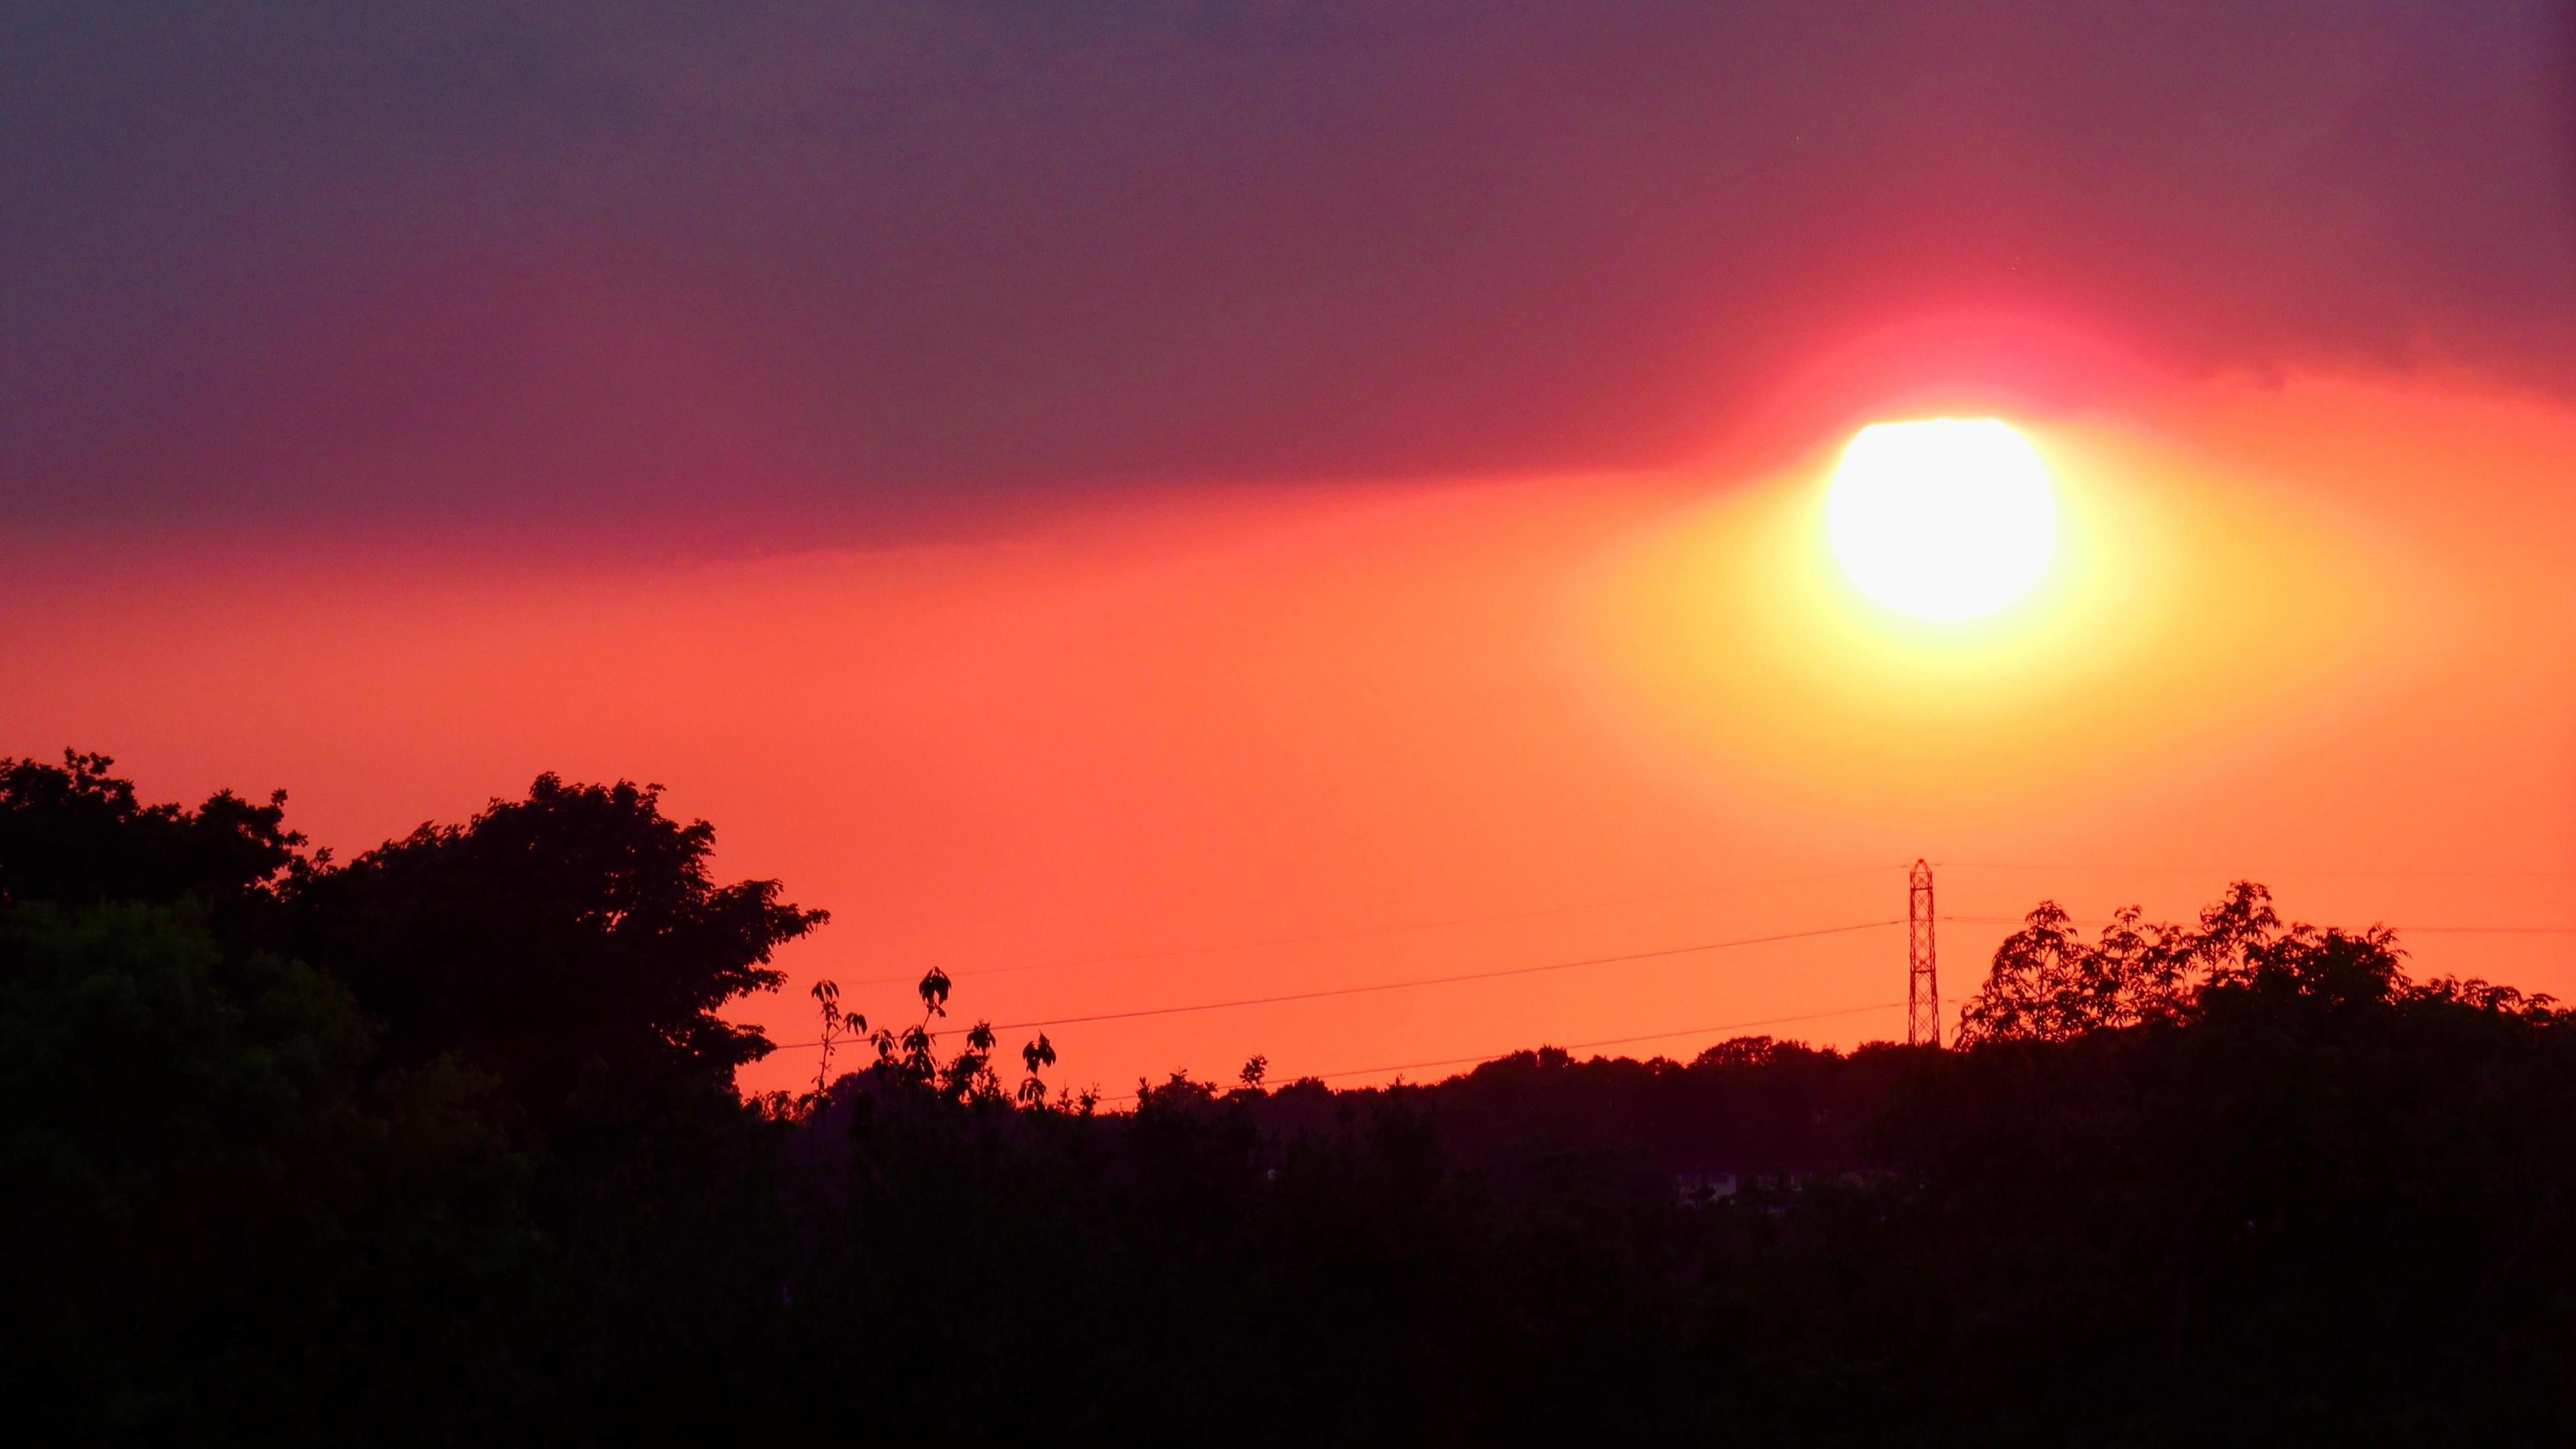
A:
0;750;306;916
295;773;824;1123
1959;881;2294;1043
14;753;2576;1443
1019;1031;1058;1105
809;977;861;1099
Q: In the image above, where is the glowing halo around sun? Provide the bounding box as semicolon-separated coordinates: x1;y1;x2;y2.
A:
1825;418;2058;621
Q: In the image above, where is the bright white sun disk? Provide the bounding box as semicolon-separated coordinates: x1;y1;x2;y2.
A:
1825;419;2057;621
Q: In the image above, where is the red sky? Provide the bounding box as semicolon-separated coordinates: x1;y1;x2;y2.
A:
5;5;2573;1095
9;354;2572;1096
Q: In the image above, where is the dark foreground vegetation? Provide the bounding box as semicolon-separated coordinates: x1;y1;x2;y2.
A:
6;752;2573;1444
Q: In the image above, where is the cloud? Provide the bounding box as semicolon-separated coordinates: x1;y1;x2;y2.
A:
4;1;2570;542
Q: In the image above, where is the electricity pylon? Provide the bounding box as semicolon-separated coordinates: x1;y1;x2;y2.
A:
1908;859;1940;1047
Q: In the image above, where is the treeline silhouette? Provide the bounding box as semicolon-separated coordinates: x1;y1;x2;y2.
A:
6;752;2573;1444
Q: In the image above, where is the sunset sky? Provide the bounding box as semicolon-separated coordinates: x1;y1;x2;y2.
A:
6;3;2573;1096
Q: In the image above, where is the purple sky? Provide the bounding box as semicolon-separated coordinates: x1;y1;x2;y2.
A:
6;1;2571;545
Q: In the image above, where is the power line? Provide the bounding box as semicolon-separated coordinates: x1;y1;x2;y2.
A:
769;904;2571;1061
1103;1000;1908;1102
767;865;2576;1093
835;863;1904;988
835;858;2568;991
2383;926;2576;936
990;920;1901;1032
769;918;1905;1050
1935;861;2569;881
1939;913;2576;935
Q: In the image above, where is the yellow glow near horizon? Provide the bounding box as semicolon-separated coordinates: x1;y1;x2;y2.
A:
1568;401;2449;830
1826;419;2057;621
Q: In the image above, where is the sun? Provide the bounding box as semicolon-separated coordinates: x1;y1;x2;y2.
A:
1825;418;2057;621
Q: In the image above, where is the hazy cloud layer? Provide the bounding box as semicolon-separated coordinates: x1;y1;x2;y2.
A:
5;1;2571;539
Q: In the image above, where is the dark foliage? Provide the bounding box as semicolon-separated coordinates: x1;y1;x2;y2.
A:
0;750;305;925
291;773;826;1127
6;753;2573;1444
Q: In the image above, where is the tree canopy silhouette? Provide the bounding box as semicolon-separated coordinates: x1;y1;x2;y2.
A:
296;773;825;1123
8;751;2576;1444
1958;880;2553;1045
0;750;303;911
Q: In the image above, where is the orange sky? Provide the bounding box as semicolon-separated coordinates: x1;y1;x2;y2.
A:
7;360;2573;1098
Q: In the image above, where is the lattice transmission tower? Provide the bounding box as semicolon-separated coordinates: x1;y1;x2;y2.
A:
1907;859;1941;1047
